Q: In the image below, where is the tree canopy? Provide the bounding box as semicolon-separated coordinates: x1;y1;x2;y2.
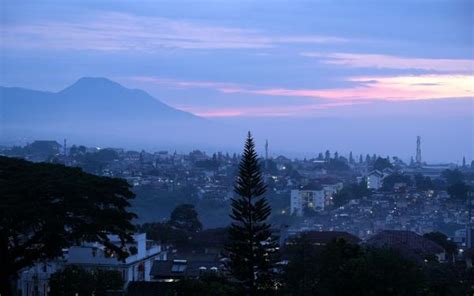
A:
282;237;423;296
332;180;371;207
0;156;136;295
372;157;393;171
168;204;203;232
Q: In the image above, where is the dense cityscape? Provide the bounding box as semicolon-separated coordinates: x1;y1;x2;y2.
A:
1;137;474;295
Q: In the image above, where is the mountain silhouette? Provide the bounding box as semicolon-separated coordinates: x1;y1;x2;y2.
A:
1;77;199;125
0;77;213;148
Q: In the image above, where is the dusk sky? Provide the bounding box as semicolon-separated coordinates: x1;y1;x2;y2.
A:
1;0;473;161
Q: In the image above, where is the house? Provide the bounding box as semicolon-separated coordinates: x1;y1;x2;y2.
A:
320;178;344;197
16;233;166;296
150;255;223;282
367;170;384;190
17;260;64;296
67;233;166;283
366;230;446;263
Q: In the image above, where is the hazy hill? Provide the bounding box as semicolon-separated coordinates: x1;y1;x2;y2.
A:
0;77;212;148
1;77;199;125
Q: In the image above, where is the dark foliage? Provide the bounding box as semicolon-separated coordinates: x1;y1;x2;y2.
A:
443;168;471;200
372;157;393;171
442;169;465;186
280;236;474;296
281;238;425;296
49;265;123;296
0;156;136;295
81;149;119;173
423;232;457;260
447;182;471;200
381;173;413;191
414;174;434;191
333;180;371;207
225;132;279;295
325;158;350;171
165;274;241;296
195;159;220;170
169;204;203;232
138;222;191;249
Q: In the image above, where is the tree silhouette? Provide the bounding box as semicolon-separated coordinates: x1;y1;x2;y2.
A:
225;132;278;295
0;156;136;295
168;204;203;232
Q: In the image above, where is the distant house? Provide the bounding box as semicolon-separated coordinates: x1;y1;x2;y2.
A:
17;260;64;296
67;233;166;283
366;230;446;263
16;233;166;296
274;155;291;165
150;255;223;282
366;170;384;190
393;182;408;192
319;178;344;197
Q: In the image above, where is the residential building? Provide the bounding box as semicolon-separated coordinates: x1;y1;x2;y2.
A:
290;184;326;216
366;230;446;263
17;260;64;296
367;170;384;190
67;233;166;283
150;255;222;282
16;233;165;296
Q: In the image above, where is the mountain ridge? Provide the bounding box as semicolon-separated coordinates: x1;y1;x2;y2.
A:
1;77;202;123
0;77;213;147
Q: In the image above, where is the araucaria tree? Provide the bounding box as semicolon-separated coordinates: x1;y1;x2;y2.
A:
226;132;278;295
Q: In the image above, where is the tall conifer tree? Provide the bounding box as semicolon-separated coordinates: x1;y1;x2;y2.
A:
226;132;278;295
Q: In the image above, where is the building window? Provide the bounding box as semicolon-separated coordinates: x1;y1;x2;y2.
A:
171;260;187;273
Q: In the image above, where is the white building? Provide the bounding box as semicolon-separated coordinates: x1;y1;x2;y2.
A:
17;260;64;296
367;170;384;190
291;181;342;216
67;233;166;283
16;233;166;296
290;184;327;216
322;182;343;197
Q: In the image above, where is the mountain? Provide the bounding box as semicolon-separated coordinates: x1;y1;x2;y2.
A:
0;77;213;148
1;77;199;125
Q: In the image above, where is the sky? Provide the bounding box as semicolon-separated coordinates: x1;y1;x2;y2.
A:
1;0;473;162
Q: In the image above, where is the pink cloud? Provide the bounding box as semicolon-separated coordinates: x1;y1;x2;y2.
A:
301;52;474;73
127;74;473;117
175;101;368;118
130;74;474;102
